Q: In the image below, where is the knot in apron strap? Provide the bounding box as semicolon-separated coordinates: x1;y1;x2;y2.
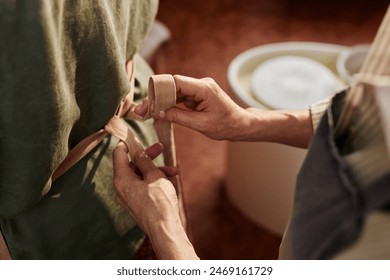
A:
52;62;177;182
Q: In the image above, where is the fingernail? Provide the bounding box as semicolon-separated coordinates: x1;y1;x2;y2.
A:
150;100;155;113
158;111;166;118
134;105;142;114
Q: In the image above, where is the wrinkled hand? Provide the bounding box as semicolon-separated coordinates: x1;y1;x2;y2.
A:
113;142;180;235
135;75;249;140
113;142;199;259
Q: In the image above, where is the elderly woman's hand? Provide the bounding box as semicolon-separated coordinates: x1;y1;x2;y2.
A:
113;142;199;259
113;142;178;233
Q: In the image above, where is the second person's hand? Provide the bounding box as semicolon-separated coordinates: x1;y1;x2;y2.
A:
134;74;313;147
143;75;250;140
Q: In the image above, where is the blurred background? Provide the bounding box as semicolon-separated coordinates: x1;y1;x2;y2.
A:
137;0;389;259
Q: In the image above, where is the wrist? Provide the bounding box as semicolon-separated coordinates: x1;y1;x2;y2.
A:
148;217;199;260
225;107;260;141
221;106;253;141
235;108;313;148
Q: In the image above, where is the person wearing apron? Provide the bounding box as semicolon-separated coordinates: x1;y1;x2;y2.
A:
0;0;161;259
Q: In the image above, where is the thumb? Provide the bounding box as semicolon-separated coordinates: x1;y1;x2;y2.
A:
134;149;164;180
113;142;131;175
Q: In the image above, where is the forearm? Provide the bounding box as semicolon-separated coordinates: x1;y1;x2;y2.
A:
230;108;314;149
148;218;199;260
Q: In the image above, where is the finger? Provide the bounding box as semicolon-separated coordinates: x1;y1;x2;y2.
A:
159;166;179;177
129;142;162;169
113;142;140;189
173;75;210;102
145;143;163;160
134;149;164;180
134;98;149;117
153;107;203;130
113;142;131;176
129;142;163;176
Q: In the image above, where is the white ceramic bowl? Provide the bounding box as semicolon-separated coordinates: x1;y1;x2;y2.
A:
251;55;340;109
228;42;348;109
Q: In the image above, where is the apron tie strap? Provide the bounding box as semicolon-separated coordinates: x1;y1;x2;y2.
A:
52;63;177;182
